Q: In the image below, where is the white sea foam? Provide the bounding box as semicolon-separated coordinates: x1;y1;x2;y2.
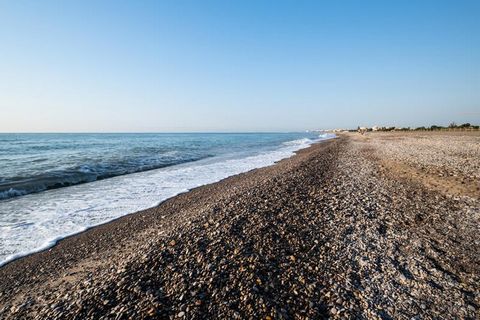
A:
282;138;312;146
0;135;334;266
318;133;337;140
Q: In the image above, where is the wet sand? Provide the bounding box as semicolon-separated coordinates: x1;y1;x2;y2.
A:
0;132;478;319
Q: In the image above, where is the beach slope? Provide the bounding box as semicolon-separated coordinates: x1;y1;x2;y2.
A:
0;132;478;319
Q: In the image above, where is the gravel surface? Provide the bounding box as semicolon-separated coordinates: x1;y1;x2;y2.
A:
0;133;478;319
369;132;480;182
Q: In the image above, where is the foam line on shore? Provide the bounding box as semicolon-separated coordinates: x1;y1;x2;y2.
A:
0;134;335;267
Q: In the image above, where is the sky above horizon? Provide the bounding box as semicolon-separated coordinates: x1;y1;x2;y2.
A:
0;0;479;132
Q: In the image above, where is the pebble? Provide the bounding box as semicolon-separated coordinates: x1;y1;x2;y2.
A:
1;133;478;320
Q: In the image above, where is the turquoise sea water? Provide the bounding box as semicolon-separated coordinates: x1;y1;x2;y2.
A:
0;132;334;265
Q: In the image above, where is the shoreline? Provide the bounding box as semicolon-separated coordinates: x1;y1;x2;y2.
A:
0;138;335;281
1;133;478;319
0;135;327;268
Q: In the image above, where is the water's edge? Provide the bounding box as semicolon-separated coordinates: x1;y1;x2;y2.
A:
0;135;336;267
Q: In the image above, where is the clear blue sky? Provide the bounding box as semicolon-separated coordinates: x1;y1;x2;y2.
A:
0;0;478;132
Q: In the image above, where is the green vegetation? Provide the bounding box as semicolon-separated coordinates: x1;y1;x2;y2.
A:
427;123;479;130
354;123;479;132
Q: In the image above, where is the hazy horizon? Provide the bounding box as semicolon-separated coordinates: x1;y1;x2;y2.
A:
1;1;479;132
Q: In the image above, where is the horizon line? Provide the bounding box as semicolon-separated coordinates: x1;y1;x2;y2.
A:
0;131;315;134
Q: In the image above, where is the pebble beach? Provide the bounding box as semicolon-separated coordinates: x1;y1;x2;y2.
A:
0;132;478;319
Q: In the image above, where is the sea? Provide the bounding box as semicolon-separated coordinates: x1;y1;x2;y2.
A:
0;132;335;266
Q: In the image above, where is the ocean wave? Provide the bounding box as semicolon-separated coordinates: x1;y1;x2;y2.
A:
318;133;337;140
0;155;209;200
282;138;313;146
0;188;28;200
